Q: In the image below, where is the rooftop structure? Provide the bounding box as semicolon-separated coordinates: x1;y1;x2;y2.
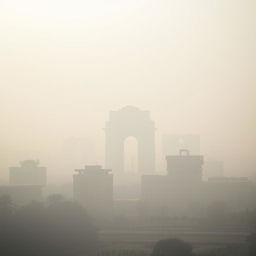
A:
9;160;47;186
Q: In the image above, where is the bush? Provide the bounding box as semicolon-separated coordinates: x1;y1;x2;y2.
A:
0;195;98;256
152;238;193;256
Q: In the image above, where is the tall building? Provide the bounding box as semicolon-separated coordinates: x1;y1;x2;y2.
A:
9;160;47;186
73;165;113;219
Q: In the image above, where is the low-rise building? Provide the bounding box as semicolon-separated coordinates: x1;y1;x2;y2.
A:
141;150;255;217
73;165;113;219
9;160;47;186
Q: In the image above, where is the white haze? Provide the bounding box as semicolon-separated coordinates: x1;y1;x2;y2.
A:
0;0;255;183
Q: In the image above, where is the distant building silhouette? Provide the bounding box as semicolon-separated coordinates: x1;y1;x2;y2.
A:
163;134;200;155
142;150;204;216
204;159;224;180
9;160;47;186
73;165;113;219
105;106;155;174
141;150;255;217
205;176;255;212
166;149;203;183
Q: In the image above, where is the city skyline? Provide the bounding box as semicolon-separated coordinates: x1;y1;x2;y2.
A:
1;0;255;182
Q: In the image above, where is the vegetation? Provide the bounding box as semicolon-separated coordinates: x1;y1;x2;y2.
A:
0;195;98;256
152;238;194;256
0;194;255;256
98;248;150;256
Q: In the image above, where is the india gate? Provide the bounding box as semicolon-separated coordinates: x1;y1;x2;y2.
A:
105;106;155;174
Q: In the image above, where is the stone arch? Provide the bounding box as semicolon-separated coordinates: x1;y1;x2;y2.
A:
105;106;155;174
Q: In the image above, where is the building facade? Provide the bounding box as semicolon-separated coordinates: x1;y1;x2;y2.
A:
73;165;113;219
9;160;47;186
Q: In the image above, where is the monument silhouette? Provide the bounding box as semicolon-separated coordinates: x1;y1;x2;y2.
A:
105;106;155;174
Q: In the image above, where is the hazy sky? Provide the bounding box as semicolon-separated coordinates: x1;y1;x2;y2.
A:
1;0;256;182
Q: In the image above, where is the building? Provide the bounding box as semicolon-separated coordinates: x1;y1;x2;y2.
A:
9;160;47;186
204;177;255;212
142;150;204;216
73;165;113;219
166;149;204;183
0;160;46;206
142;150;255;217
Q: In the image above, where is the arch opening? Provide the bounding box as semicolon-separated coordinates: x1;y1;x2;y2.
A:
124;136;138;173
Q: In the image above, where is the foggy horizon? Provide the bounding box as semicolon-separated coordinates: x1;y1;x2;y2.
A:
1;2;256;256
1;0;256;184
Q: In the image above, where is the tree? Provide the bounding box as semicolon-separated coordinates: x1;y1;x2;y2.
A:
152;238;193;256
248;233;256;256
0;195;13;218
0;196;98;256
